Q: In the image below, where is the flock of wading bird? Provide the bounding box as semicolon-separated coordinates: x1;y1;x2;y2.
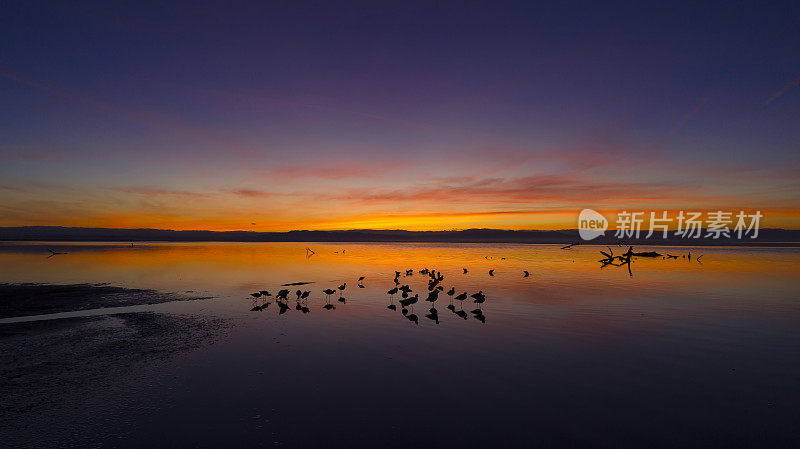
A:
247;243;705;320
246;266;534;325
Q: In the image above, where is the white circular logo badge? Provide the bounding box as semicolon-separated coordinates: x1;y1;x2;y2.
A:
578;209;607;240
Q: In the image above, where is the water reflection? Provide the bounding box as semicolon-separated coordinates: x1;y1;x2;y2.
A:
247;264;497;325
1;242;799;447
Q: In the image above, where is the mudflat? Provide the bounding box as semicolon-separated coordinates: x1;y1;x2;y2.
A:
0;283;211;319
0;283;229;448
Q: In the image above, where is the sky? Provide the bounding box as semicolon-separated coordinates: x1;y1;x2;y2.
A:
1;1;799;231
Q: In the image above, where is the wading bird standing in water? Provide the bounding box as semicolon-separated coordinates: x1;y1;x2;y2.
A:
471;291;486;308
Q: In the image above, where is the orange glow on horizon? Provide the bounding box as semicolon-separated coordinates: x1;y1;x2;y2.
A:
4;207;797;232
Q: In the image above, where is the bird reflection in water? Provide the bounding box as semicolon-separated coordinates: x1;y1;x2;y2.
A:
248;267;493;325
425;307;439;324
402;307;419;325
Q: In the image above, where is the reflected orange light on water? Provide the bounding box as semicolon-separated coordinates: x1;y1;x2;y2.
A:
1;242;798;310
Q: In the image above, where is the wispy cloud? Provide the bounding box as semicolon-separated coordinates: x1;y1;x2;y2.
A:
328;174;696;206
265;161;406;180
762;75;800;108
116;187;212;198
225;188;272;198
0;184;26;192
672;96;710;131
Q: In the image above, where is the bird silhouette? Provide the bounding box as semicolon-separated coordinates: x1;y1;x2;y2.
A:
259;290;272;297
323;288;336;298
251;301;270;312
277;301;289;314
489;269;494;276
277;289;290;299
402;309;419;325
337;282;346;292
447;287;455;297
425;308;439;324
296;290;303;299
455;292;467;302
463;268;468;274
523;270;530;277
358;276;365;282
399;294;419;308
300;291;310;299
425;290;440;303
471;291;486;303
387;287;398;296
250;292;262;299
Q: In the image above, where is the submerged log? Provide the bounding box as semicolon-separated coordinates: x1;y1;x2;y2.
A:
632;251;662;258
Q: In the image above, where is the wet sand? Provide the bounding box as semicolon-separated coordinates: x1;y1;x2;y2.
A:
0;283;212;319
0;284;230;448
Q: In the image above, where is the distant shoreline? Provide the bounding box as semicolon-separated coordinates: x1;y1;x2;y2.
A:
2;226;800;247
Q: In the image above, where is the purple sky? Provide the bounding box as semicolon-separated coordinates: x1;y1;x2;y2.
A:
1;1;799;230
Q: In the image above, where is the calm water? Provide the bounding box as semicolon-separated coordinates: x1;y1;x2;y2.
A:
2;242;799;448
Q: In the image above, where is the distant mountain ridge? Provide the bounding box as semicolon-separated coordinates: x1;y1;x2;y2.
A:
1;226;799;246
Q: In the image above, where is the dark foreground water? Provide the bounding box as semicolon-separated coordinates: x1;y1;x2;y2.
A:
1;242;799;448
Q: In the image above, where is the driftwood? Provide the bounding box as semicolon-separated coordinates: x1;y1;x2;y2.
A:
598;246;702;276
633;251;662;258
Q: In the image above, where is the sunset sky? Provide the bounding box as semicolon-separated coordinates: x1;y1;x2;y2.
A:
1;1;799;231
